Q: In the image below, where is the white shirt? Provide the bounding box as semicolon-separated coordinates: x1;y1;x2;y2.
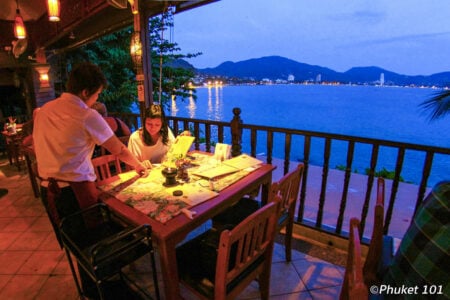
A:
33;93;114;182
128;128;175;164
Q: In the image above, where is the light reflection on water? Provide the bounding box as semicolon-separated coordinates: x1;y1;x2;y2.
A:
166;84;449;186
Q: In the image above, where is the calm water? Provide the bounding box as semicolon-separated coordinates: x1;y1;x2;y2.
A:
163;84;450;186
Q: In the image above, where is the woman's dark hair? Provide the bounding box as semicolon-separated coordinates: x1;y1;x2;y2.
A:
66;62;108;96
143;104;169;146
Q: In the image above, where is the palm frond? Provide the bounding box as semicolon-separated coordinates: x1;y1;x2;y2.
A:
420;89;450;121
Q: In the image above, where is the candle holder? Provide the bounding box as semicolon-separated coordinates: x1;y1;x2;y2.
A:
162;167;178;187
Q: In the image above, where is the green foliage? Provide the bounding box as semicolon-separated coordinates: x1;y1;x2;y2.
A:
60;9;200;113
364;167;405;182
420;89;450;121
149;11;201;108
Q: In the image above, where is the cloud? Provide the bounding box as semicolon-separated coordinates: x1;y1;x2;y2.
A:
329;10;386;25
341;31;450;48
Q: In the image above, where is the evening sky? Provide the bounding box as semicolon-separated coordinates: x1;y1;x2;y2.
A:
173;0;450;76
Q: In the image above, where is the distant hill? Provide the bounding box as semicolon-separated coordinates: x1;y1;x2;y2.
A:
194;55;450;86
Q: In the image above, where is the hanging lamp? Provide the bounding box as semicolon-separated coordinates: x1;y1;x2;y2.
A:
46;0;61;22
14;0;26;39
130;31;142;67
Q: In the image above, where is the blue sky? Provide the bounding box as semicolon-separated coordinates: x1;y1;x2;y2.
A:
173;0;450;76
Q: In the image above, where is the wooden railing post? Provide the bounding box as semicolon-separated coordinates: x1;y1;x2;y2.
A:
231;107;243;157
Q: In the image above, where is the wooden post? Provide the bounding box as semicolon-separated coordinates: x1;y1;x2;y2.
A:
231;107;242;157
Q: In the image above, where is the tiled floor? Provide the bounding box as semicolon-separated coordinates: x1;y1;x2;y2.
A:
0;156;345;299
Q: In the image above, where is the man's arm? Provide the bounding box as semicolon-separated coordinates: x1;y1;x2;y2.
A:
101;135;148;176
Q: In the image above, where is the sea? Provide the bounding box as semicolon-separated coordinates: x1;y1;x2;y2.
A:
137;84;450;186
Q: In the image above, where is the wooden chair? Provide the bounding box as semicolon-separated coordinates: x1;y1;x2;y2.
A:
340;218;368;300
176;198;280;300
212;163;304;262
270;163;304;261
92;154;131;186
363;177;393;287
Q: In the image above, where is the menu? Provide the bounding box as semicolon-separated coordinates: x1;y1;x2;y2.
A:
164;135;195;167
192;154;262;179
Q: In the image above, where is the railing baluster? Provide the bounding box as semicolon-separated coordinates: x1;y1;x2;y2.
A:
316;138;331;228
205;124;211;153
415;151;434;216
284;133;292;174
250;128;257;157
194;122;200;150
266;131;273;165
385;147;405;234
298;135;311;222
218;125;224;144
336;141;355;234
360;144;379;236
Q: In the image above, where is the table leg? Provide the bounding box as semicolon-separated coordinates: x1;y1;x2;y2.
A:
158;239;181;300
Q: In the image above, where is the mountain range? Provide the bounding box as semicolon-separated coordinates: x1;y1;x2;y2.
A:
186;56;450;86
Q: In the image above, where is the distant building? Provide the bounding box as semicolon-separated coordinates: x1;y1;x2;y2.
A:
380;73;385;86
316;74;322;83
288;74;295;82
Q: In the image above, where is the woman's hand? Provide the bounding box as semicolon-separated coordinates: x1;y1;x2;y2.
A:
179;130;192;136
142;160;153;169
135;162;149;177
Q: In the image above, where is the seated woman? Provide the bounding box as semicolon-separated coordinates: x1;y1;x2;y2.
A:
128;104;175;168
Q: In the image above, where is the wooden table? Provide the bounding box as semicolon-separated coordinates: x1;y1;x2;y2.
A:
99;162;275;300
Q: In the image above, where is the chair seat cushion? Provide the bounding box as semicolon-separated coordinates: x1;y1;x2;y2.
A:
212;197;261;228
176;229;264;298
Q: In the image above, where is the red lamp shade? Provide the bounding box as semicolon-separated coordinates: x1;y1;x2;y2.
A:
14;9;26;39
47;0;61;22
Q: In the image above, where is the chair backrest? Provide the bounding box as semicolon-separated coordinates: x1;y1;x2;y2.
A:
363;177;385;286
270;163;304;220
92;154;130;186
340;218;368;300
214;197;280;300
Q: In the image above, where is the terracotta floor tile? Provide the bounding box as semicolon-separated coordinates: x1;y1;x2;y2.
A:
292;257;344;291
269;291;313;300
8;231;49;251
309;285;343;299
2;217;37;232
28;216;53;232
0;275;12;290
17;251;63;275
52;255;74;275
0;232;21;250
0;274;47;300
0;251;33;274
34;274;79;300
21;204;47;218
37;232;61;251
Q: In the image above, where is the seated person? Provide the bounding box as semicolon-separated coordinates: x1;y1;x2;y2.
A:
381;181;450;299
128;104;175;168
91;102;131;138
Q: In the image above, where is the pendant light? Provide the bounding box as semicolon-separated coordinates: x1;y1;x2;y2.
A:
46;0;61;22
14;0;26;39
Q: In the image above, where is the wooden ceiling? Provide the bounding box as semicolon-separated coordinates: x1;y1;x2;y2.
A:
0;0;218;60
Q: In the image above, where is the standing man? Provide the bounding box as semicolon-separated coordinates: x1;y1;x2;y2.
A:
33;62;147;241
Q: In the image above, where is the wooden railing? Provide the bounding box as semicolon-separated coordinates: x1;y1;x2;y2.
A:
110;109;450;240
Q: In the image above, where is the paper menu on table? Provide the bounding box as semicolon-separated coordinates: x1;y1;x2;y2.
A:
165;135;195;165
222;154;263;170
214;143;231;161
191;154;263;179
